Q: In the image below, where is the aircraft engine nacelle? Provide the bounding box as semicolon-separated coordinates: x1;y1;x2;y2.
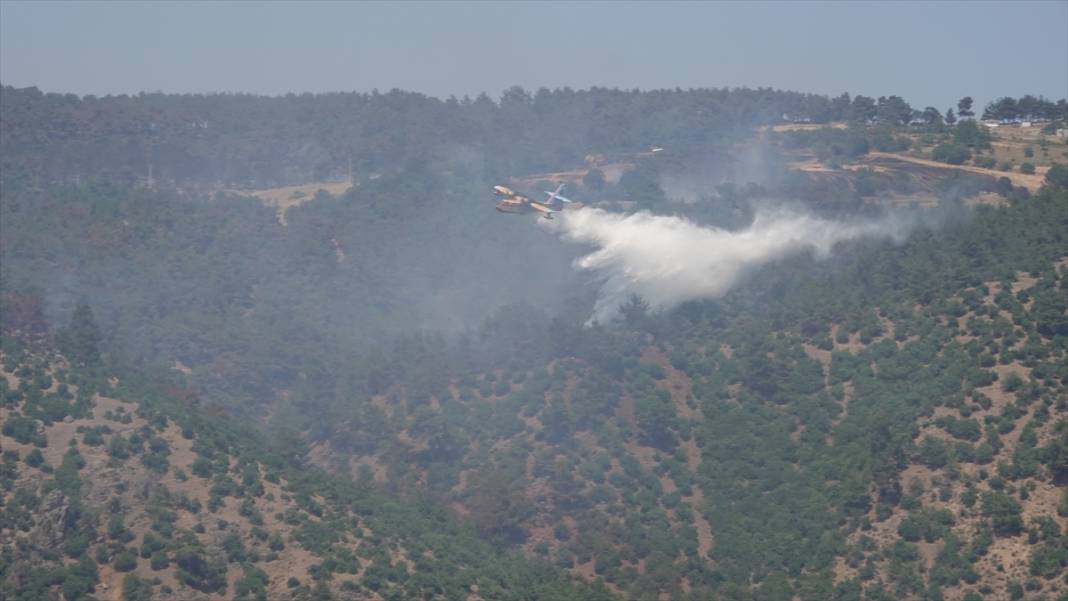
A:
493;185;515;196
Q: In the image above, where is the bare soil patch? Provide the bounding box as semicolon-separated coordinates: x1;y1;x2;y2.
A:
1011;271;1038;293
228;180;353;224
865;151;1048;191
684;485;714;559
768;121;848;132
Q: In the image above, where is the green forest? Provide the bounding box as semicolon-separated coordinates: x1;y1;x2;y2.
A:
2;84;1067;600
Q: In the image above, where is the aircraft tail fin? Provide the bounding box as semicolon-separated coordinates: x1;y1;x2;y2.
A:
543;183;573;205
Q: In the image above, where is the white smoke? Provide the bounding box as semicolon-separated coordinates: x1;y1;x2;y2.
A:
548;207;916;322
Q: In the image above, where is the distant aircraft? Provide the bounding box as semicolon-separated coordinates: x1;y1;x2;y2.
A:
493;183;579;220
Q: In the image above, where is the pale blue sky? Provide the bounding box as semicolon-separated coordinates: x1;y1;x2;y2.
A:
2;1;1065;111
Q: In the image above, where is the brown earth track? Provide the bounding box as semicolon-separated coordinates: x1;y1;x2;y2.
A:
863;151;1048;190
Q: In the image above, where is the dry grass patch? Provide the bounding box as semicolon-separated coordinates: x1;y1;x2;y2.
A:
228;181;353;224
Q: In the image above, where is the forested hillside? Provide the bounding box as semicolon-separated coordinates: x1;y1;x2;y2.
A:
0;85;841;190
0;345;613;600
2;85;1067;600
295;187;1068;600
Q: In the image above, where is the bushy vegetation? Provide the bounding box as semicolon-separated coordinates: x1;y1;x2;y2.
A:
0;84;850;190
2;84;1066;600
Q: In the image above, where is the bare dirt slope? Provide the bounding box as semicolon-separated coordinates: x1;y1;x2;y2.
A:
228;180;353;223
865;151;1049;191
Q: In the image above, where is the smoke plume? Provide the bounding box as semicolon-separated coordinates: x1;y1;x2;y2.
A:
549;207;916;322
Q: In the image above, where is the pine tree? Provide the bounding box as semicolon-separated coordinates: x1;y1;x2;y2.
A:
957;96;975;118
58;302;102;367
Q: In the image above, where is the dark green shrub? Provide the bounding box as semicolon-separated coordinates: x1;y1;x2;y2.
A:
113;550;138;572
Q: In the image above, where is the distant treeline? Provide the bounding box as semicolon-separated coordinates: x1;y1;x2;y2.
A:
1;85;842;189
14;85;1056;190
981;95;1067;122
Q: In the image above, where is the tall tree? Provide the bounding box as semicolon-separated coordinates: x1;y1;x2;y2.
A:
1016;94;1041;120
945;108;957;125
957;96;975;118
921;107;943;129
877;96;913;125
850;95;877;123
830;92;852;121
982;97;1019;122
953;120;992;148
58;302;102;367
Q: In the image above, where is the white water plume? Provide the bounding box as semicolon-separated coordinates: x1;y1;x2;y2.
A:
548;207;916;323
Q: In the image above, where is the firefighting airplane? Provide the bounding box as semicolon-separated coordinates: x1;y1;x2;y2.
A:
492;183;579;219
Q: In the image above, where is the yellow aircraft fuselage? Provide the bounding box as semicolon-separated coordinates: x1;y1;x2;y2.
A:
493;186;556;219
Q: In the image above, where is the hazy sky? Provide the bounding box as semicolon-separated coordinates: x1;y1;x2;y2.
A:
2;1;1066;111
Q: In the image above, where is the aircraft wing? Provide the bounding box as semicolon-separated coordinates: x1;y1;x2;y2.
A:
530;203;557;218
